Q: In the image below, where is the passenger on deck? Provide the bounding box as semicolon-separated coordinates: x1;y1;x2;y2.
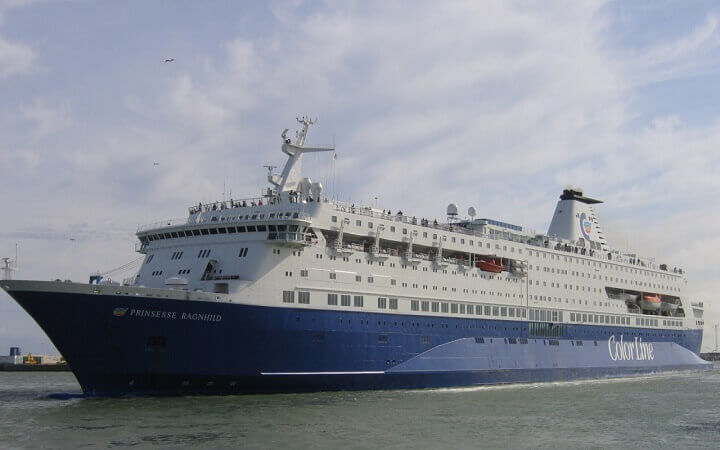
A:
258;200;263;206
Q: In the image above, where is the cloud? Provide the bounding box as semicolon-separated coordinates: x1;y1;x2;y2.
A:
21;99;72;137
625;13;720;85
0;0;37;76
0;35;34;78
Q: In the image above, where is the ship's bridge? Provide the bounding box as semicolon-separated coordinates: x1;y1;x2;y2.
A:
136;196;321;253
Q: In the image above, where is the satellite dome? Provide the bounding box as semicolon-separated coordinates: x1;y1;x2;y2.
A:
468;207;477;218
446;203;458;216
310;181;323;197
298;177;312;194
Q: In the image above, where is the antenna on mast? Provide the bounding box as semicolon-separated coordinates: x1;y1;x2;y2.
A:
1;243;18;280
268;115;334;194
264;165;277;177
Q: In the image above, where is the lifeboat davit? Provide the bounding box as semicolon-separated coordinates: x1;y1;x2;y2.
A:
477;258;506;273
660;301;679;314
621;293;639;307
641;294;661;311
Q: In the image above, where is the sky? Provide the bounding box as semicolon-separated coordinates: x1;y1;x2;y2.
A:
1;0;719;354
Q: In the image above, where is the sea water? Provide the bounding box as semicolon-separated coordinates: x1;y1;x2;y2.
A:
1;366;719;449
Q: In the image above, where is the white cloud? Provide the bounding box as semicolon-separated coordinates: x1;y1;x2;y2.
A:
21;99;72;137
625;13;720;85
0;35;34;78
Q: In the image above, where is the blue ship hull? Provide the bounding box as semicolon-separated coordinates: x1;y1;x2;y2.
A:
5;284;710;396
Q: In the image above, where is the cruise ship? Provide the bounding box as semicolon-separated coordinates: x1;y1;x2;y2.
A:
1;117;710;395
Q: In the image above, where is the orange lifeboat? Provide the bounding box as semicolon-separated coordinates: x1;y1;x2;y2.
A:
477;258;506;273
641;294;661;312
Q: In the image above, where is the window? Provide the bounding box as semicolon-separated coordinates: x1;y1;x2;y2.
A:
341;294;351;306
282;291;294;303
441;303;449;313
329;272;337;280
422;301;430;312
356;275;362;282
451;304;458;314
238;247;248;257
431;302;440;312
298;291;310;304
411;300;419;311
389;298;398;310
354;295;364;307
327;293;338;305
378;297;387;309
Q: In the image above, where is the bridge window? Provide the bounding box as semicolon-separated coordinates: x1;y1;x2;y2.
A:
282;291;294;303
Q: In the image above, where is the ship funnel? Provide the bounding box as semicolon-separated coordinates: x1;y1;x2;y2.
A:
547;189;609;251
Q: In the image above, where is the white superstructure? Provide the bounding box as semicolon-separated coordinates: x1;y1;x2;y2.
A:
129;118;700;335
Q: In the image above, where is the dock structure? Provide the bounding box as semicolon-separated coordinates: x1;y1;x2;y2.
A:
0;347;71;371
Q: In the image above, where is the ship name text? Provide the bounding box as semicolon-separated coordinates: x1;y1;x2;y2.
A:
125;308;222;322
607;335;654;361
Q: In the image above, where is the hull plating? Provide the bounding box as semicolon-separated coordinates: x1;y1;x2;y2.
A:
5;285;709;396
